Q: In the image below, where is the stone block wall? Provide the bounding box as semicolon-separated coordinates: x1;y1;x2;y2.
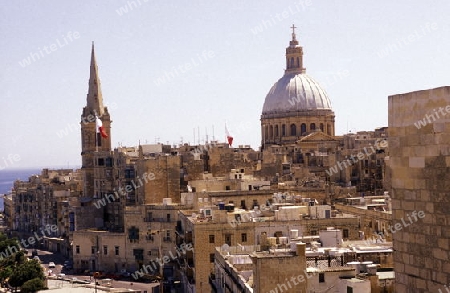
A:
388;86;450;292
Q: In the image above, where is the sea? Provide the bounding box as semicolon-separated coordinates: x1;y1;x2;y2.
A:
0;168;44;211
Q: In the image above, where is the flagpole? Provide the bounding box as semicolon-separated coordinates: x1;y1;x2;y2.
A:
95;115;98;153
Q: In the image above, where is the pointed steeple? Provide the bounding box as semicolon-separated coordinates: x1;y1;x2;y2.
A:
285;24;305;74
86;42;104;116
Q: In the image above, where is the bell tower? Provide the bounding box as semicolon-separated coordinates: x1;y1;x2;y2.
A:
81;43;112;202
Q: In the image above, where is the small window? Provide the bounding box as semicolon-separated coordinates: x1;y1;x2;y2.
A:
103;245;108;255
343;229;349;238
209;235;215;244
241;233;247;243
290;124;297;136
210;253;215;263
76;245;80;254
225;186;230;190
115;246;119;256
225;234;231;246
98;158;105;166
91;246;96;254
105;157;113;167
301;123;307;135
319;273;325;283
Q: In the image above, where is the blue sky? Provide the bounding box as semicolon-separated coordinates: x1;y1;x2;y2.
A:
1;0;450;168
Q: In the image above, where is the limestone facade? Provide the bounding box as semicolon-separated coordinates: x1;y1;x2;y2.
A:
388;86;450;292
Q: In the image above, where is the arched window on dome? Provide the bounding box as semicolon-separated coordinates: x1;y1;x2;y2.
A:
274;125;279;137
269;125;274;139
290;124;297;136
310;123;316;131
301;123;306;135
265;125;269;140
320;123;324;132
290;57;294;68
327;124;331;136
281;124;286;136
297;57;300;67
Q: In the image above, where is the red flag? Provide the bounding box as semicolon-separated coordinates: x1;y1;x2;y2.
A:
225;123;233;146
96;116;108;138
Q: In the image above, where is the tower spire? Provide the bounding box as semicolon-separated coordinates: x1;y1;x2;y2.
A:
86;42;104;116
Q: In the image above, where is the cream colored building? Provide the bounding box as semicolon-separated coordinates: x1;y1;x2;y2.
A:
177;199;360;292
73;202;184;274
388;86;450;292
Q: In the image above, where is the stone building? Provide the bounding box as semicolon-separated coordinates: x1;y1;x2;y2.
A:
136;148;182;204
213;236;394;293
5;168;82;256
177;198;360;292
72;203;184;274
334;194;393;242
388;86;450;292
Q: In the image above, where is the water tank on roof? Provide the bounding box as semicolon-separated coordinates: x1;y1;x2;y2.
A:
367;264;377;275
290;230;299;239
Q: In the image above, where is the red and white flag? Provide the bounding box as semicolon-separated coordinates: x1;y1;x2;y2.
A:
225;123;233;146
96;116;108;138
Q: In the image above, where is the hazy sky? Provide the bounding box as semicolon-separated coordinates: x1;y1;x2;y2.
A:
1;0;450;169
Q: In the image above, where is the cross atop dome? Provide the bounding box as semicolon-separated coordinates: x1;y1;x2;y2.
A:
291;24;297;41
289;24;299;47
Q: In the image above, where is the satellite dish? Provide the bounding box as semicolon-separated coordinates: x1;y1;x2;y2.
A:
221;243;230;252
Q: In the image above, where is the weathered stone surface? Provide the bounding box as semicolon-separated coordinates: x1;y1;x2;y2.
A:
388;86;450;292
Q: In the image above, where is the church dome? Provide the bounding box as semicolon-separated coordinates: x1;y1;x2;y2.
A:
260;26;336;147
262;73;332;115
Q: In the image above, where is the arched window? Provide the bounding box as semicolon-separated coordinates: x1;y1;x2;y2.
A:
290;124;297;136
301;123;306;135
310;123;316;131
290;57;294;68
327;124;331;135
320;123;324;132
269;125;274;139
297;57;300;67
265;125;269;139
274;125;279;137
281;124;286;136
